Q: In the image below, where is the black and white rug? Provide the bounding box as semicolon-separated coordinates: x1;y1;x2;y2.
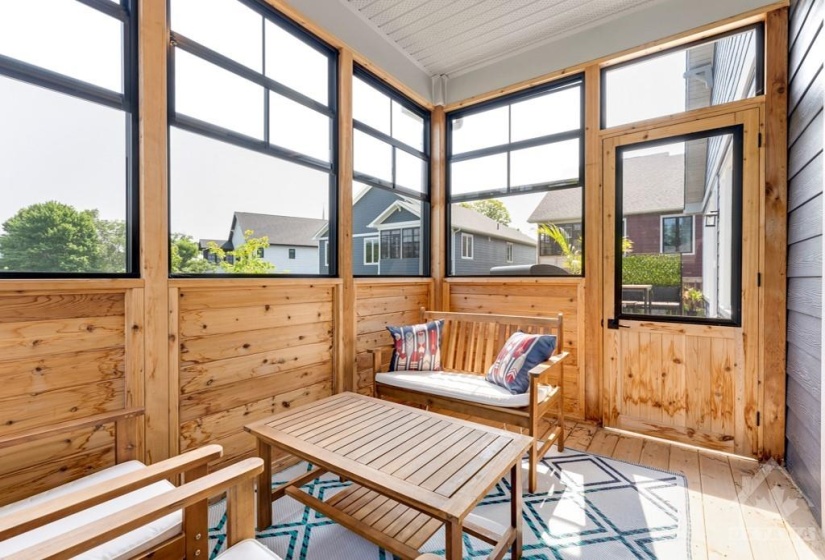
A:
208;448;690;559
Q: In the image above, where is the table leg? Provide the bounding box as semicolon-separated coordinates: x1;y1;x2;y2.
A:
257;440;272;530
445;519;462;560
511;462;523;559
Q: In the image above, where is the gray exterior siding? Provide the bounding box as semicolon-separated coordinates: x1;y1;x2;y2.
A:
786;0;824;525
451;231;534;275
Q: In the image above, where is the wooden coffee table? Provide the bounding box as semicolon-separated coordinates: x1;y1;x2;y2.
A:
245;392;533;560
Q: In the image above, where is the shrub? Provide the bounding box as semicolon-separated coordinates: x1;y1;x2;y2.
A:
622;254;681;286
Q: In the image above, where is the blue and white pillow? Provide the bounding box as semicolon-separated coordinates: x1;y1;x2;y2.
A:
386;320;444;372
485;332;557;394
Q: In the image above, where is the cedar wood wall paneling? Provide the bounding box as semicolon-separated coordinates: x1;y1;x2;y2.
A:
176;285;334;470
786;0;823;524
0;292;131;506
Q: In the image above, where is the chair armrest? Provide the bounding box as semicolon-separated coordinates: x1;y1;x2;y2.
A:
416;555;444;559
6;457;263;560
529;351;569;377
0;444;223;541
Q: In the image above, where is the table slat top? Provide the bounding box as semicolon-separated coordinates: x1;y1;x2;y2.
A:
246;392;532;519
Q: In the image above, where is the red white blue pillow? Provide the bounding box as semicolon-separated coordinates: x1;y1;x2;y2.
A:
485;332;557;394
387;320;444;372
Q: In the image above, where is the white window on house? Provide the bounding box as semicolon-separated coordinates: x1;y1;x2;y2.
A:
661;215;694;254
506;242;513;263
288;248;296;259
324;242;328;266
461;233;474;259
364;238;379;265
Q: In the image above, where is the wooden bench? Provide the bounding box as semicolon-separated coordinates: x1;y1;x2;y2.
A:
0;408;220;559
1;453;275;560
371;308;567;493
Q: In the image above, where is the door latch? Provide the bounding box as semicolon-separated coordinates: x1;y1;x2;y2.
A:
607;318;620;330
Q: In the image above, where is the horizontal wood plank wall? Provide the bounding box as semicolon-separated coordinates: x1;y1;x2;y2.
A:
176;284;336;470
445;279;585;420
0;289;138;506
785;0;823;524
355;280;433;394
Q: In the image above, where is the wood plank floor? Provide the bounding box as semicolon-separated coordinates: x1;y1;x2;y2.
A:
561;421;825;560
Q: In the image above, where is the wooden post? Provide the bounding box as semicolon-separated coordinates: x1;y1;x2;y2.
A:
431;106;447;310
337;49;355;394
761;7;788;460
583;65;603;422
139;0;171;464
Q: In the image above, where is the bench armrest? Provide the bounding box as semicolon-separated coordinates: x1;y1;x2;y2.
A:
529;351;569;377
367;346;387;374
7;457;263;560
0;444;223;541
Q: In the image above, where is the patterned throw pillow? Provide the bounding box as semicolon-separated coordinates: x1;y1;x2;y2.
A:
485;332;557;394
386;320;444;372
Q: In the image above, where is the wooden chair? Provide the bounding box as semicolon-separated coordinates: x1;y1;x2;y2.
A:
1;455;274;560
371;308;568;493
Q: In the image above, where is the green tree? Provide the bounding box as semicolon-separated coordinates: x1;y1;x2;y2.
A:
171;233;216;274
460;199;511;226
0;201;102;272
207;230;275;274
95;216;126;273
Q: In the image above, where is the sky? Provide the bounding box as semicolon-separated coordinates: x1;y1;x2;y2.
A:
0;0;743;245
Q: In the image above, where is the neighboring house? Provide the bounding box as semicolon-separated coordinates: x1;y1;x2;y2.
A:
529;152;703;279
316;187;535;275
202;211;327;274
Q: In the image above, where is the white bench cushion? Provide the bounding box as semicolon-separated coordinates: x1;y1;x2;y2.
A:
376;370;550;408
0;460;181;560
216;539;283;559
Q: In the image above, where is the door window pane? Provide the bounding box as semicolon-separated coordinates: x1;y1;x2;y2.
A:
619;131;740;322
0;0;123;92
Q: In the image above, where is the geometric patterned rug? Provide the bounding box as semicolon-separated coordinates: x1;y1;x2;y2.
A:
207;448;690;559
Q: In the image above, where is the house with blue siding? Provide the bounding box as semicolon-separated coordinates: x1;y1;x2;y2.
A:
316;187;535;275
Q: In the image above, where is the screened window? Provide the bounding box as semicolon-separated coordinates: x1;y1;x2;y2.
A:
447;76;584;276
169;0;336;276
603;25;763;128
352;67;430;277
0;1;137;276
661;216;694;254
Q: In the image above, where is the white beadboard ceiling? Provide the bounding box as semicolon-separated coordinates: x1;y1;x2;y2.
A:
342;0;662;77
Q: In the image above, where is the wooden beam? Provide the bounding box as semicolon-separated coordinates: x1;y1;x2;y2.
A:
760;7;788;460
583;65;602;422
430;106;446;310
139;0;171;464
337;49;355;394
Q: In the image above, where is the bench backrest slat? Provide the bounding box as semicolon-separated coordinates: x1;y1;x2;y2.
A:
421;308;564;375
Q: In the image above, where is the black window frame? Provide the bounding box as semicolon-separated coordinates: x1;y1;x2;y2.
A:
0;0;139;279
600;23;765;130
614;125;744;327
352;64;431;277
445;74;585;277
167;0;339;278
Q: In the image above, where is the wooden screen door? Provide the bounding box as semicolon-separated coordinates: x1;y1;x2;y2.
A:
602;109;761;456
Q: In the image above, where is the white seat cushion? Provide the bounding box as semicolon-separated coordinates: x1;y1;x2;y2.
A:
376;370;550;408
216;539;283;560
0;460;182;560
